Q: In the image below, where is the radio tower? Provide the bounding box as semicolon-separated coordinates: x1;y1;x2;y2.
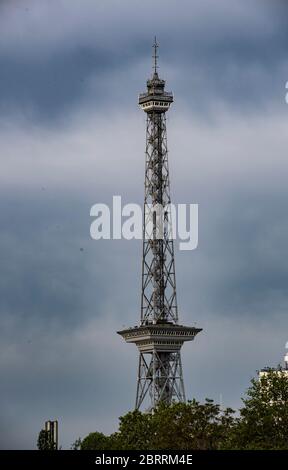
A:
118;38;202;411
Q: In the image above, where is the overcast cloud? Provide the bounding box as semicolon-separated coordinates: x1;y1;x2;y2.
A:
0;0;288;449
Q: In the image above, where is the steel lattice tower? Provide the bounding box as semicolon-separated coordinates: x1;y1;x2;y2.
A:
118;39;202;411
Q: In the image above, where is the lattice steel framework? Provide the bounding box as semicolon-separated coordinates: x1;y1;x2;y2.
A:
141;112;178;325
136;350;185;410
118;39;202;412
137;39;184;410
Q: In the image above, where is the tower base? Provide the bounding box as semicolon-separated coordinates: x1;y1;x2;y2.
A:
136;350;185;411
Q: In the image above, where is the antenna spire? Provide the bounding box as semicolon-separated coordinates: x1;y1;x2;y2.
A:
152;36;159;75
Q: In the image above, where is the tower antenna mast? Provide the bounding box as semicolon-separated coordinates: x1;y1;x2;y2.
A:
152;36;159;74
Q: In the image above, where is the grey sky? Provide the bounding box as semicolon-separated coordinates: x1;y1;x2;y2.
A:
0;0;288;449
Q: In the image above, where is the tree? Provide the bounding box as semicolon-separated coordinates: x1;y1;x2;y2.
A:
81;432;113;450
226;368;288;449
79;401;235;450
116;410;153;450
70;438;82;450
151;400;235;450
37;429;56;450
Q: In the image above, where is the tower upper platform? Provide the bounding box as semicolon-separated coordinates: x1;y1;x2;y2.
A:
139;72;173;114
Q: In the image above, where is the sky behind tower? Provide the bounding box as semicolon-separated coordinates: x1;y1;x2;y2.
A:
1;0;288;449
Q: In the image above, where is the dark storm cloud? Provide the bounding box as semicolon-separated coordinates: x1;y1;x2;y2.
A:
2;185;288;448
177;189;288;321
1;0;288;451
0;189;141;449
0;0;287;121
0;190;140;332
0;46;138;121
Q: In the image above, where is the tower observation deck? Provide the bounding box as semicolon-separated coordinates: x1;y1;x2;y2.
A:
117;39;202;411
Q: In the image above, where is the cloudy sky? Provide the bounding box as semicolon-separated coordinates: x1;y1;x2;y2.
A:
1;0;288;449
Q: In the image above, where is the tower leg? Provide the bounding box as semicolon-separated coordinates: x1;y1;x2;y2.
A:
136;350;185;411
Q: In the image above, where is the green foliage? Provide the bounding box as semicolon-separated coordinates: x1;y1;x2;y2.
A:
225;368;288;450
151;400;235;450
74;369;288;450
81;432;114;450
37;429;56;450
116;410;153;450
79;401;235;450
